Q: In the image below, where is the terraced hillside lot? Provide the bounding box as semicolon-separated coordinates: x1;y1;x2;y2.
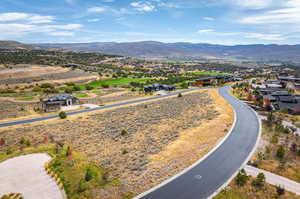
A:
1;89;233;198
0;64;98;86
0;88;143;121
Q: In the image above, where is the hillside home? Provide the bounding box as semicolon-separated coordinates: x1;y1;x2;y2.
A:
144;84;176;93
42;94;78;112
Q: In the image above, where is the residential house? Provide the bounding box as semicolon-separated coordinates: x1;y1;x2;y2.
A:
42;94;78;112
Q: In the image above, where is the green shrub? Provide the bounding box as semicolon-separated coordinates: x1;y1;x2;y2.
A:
180;82;188;89
121;129;128;136
101;84;109;89
65;82;75;87
252;173;265;188
85;85;93;90
122;149;128;154
43;88;59;94
20;137;26;145
73;85;81;91
78;179;89;192
64;88;73;94
25;140;31;147
40;83;54;89
6;147;13;155
59;111;67;119
85;168;94;182
271;135;278;144
276;146;285;160
235;169;249;186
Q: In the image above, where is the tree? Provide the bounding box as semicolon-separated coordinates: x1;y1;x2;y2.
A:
276;185;285;196
276;146;285;160
86;85;93;90
25;139;31;147
121;129;128;136
252;173;265;188
59;111;67;119
235;169;249;186
85;168;94;181
20;137;26;145
267;112;275;123
66;146;72;159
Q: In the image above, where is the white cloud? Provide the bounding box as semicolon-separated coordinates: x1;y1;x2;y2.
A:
244;33;284;41
197;28;286;41
48;31;74;36
198;29;215;33
0;23;82;38
88;18;100;22
87;6;107;13
0;12;54;24
230;0;273;9
239;0;300;24
203;17;215;21
131;1;155;12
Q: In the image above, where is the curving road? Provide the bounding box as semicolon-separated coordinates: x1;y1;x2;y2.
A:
134;86;261;199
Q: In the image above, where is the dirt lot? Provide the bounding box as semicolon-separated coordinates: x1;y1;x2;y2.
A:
0;65;98;87
0;100;38;120
0;89;233;198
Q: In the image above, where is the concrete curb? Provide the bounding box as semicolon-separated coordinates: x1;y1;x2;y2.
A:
208;87;262;199
134;87;238;199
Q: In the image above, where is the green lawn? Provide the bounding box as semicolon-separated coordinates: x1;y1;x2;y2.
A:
75;93;89;98
185;71;232;76
15;96;35;101
91;90;101;94
81;78;153;89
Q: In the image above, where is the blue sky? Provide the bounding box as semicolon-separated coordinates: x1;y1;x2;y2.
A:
1;0;300;44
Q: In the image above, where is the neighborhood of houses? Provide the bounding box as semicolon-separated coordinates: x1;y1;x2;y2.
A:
247;75;300;115
41;75;244;112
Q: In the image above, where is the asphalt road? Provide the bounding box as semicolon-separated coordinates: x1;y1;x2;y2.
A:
0;88;199;128
135;86;260;199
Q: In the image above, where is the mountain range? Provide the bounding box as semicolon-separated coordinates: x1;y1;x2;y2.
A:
2;40;300;62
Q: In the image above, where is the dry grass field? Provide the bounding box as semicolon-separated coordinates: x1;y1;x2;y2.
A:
0;89;234;198
250;122;300;183
0;64;98;87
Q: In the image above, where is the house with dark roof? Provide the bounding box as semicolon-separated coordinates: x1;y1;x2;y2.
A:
42;94;78;112
144;84;176;93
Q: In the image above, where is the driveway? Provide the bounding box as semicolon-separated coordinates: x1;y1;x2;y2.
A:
0;153;64;199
